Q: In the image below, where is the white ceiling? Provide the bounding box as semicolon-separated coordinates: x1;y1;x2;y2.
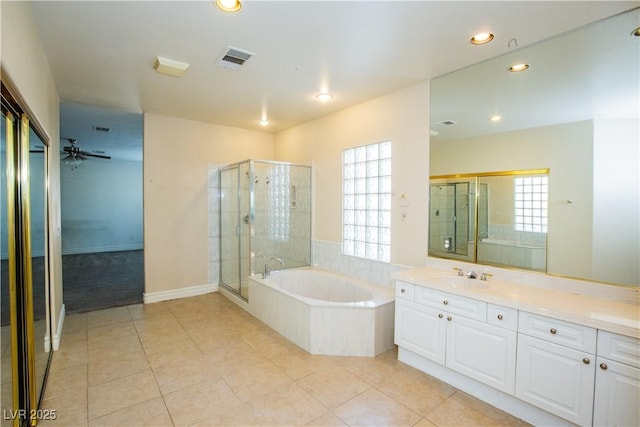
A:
27;1;638;159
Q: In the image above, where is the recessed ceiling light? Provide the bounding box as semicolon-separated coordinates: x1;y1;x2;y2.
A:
490;115;502;122
470;32;494;45
315;93;333;102
508;63;530;72
632;26;640;37
258;119;270;126
214;0;242;13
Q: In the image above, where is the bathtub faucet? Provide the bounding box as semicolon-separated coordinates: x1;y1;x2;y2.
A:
263;257;285;279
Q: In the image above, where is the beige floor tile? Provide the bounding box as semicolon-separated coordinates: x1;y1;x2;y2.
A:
306;411;348;426
133;310;181;334
145;337;203;369
88;370;160;420
152;354;222;395
297;365;371;409
127;301;169;320
425;391;527;427
43;362;88;399
62;312;89;335
88;320;137;344
163;378;245;426
87;333;144;362
188;402;262;427
88;349;150;386
223;358;293;402
241;329;297;359
39;388;88;427
88;397;173;427
138;325;191;355
375;367;456;417
250;382;328;426
50;343;88;371
336;353;399;386
413;418;437;427
334;388;422;427
269;347;334;381
87;306;132;329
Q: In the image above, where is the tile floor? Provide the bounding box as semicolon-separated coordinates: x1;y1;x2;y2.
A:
40;293;529;427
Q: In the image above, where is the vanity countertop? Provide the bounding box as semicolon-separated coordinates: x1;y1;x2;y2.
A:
392;267;640;339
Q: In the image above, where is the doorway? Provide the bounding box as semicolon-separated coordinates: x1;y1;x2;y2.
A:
59;102;143;313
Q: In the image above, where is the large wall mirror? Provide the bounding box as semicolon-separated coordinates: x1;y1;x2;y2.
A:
429;9;639;287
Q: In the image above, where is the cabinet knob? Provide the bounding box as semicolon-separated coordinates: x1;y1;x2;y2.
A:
497;314;503;320
400;288;406;293
447;316;452;321
549;328;557;335
600;363;608;370
443;300;449;305
583;358;590;365
438;314;443;318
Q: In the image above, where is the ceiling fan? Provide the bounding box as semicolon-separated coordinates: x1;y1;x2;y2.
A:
62;138;111;162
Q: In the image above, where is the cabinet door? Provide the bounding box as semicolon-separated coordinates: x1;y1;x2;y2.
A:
446;315;517;394
515;334;595;426
593;357;640;427
395;299;446;364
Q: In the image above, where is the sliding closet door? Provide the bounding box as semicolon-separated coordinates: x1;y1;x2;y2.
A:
2;78;53;427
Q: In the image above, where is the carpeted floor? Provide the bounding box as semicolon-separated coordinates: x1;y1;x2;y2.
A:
1;250;144;325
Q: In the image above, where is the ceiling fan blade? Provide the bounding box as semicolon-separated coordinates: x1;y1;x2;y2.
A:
81;152;111;159
30;150;45;153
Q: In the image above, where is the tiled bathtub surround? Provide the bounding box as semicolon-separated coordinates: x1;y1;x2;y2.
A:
312;239;411;288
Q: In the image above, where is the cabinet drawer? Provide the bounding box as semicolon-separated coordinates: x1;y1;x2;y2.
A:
395;281;415;300
414;287;487;321
597;331;640;368
487;304;518;331
518;311;596;353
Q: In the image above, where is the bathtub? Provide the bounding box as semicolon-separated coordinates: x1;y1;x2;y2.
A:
477;238;546;271
248;268;395;357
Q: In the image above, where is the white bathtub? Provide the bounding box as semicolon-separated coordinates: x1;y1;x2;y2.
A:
248;268;395;357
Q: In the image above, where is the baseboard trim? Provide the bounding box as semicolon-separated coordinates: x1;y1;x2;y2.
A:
143;283;218;304
52;304;65;351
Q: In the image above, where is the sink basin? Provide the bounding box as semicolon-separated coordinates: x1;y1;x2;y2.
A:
434;275;489;289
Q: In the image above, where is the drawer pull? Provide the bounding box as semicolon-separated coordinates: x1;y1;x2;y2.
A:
447;316;452;321
549;328;557;335
438;314;443;318
497;314;503;320
583;358;590;365
600;363;608;370
443;300;449;305
400;288;406;293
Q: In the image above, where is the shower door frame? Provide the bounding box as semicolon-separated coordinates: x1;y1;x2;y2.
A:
218;159;312;301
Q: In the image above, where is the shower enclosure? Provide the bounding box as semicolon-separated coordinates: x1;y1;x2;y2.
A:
219;160;311;300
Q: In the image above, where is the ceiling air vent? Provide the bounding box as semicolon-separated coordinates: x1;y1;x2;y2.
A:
217;46;255;70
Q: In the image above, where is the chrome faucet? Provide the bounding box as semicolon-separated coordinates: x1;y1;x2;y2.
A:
465;270;478;279
263;257;285;279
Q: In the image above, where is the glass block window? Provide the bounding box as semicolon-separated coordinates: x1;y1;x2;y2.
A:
343;141;391;262
514;175;548;233
269;163;290;242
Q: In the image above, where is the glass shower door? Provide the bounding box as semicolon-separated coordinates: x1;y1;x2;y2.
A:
238;161;251;300
220;167;240;295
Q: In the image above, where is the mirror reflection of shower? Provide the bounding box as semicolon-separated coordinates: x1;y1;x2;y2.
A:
218;160;311;300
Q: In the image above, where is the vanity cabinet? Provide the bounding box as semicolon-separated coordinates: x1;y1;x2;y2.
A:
394;273;639;427
592;331;640;427
395;281;517;394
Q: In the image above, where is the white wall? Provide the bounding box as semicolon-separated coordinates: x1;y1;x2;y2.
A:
143;113;274;295
592;118;639;285
1;1;64;344
60;158;143;254
275;82;430;268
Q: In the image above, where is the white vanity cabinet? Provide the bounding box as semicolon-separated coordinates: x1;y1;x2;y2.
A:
394;281;517;394
593;331;640;427
515;312;597;426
